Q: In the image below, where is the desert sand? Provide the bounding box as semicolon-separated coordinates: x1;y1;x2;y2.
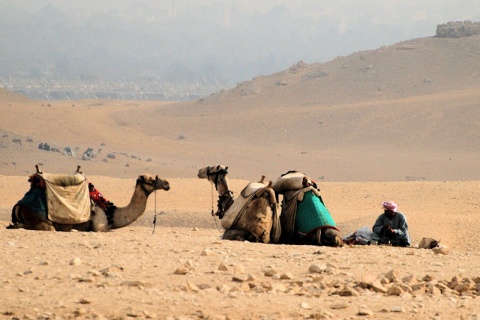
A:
1;33;480;319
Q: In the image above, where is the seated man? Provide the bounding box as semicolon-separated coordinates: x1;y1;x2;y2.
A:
371;201;410;247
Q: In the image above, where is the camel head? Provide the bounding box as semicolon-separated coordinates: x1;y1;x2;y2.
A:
136;174;170;196
320;228;344;247
197;165;229;182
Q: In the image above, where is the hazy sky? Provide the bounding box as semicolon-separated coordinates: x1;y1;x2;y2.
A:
1;1;479;84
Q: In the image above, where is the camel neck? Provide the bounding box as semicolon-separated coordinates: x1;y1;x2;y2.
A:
215;174;230;195
112;184;149;228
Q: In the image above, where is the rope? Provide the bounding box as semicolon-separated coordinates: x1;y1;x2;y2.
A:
210;182;222;233
152;190;157;234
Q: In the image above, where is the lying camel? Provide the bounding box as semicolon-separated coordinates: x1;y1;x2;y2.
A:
8;167;170;232
198;165;281;243
272;171;343;247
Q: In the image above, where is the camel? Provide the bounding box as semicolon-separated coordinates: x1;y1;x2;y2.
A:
8;166;170;232
272;171;343;247
197;165;281;243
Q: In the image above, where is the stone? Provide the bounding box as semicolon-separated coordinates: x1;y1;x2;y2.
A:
264;268;277;277
280;272;294;280
358;306;374;316
371;280;388;293
402;274;418;284
432;244;449;255
427;284;442;296
232;275;249;282
422;274;435;282
218;262;229;271
330;303;348;310
337;285;360;297
391;306;405;313
300;301;312;309
411;283;426;293
309;264;327;273
387;285;404;296
174;267;189;275
233;265;245;274
201;249;213;256
385;269;400;282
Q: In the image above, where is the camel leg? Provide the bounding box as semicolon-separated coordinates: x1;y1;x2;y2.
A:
91;207;110;232
33;221;55;231
223;229;253;241
24;210;55;231
11;207;55;231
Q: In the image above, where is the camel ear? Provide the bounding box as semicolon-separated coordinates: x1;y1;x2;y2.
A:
138;175;145;182
225;166;228;171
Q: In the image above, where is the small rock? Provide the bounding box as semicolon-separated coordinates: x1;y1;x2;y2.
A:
422;274;435;282
121;280;149;287
402;274;418;284
387;285;404;296
337;285;360;297
174;267;189;275
385;269;400;282
391;306;405;313
232;275;249;282
70;258;82;266
218;262;229;271
263;268;276;277
233;265;245;274
330;302;348;310
201;249;213;256
371;279;388;293
427;284;442;296
300;301;312;309
280;272;294;280
309;264;327;273
184;260;195;270
358;305;374;316
182;282;199;292
78;298;91;304
432;244;449;255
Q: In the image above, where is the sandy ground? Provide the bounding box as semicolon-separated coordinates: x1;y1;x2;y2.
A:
1;176;480;319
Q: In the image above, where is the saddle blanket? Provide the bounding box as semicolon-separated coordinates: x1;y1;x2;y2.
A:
39;172;90;224
296;190;336;238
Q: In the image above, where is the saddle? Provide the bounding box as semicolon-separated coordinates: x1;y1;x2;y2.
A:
273;171;338;243
17;166;91;224
221;181;281;243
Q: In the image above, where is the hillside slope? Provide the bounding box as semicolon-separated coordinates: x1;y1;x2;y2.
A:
1;34;479;181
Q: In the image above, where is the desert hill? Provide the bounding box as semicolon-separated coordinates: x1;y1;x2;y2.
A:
1;31;479;182
0;87;32;103
184;34;480;111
